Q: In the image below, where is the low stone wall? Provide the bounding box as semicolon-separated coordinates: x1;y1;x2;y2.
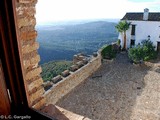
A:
44;52;102;105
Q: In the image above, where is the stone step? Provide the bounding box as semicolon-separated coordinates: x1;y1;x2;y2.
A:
41;104;91;120
56;106;91;120
41;104;69;120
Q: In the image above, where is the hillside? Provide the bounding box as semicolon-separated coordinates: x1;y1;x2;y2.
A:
41;61;72;82
36;21;118;64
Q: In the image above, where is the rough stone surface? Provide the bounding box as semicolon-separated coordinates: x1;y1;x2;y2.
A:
29;87;45;104
76;61;84;68
16;6;36;17
56;52;160;120
18;17;36;28
61;70;70;77
16;0;45;108
32;97;46;110
42;81;53;88
41;104;91;120
23;54;40;69
70;65;79;72
20;30;37;41
41;104;69;120
56;106;91;120
27;77;43;91
25;66;42;80
45;54;102;105
19;0;37;4
22;41;39;54
73;54;86;64
51;75;62;84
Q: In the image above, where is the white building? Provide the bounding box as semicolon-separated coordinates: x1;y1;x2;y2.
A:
118;8;160;52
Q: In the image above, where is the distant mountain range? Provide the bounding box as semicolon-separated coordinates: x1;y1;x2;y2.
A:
36;20;119;64
37;18;120;26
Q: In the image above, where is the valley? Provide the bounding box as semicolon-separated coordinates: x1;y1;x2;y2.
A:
36;20;118;64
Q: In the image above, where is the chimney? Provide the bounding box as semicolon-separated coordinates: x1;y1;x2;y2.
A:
143;8;149;20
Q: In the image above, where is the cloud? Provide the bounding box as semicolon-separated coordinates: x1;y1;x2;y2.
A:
127;0;160;12
36;0;128;23
128;0;152;2
36;0;160;23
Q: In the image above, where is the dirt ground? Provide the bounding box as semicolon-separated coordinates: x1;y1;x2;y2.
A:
56;52;160;120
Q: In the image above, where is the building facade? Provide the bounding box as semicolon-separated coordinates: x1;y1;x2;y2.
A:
118;8;160;51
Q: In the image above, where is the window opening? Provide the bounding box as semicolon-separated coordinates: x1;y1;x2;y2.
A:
131;25;136;35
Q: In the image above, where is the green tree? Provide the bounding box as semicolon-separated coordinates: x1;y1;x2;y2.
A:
115;21;130;50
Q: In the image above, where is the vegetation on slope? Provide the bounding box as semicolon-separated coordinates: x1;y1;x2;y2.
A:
41;61;72;82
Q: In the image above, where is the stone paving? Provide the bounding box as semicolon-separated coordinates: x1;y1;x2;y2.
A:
56;52;160;120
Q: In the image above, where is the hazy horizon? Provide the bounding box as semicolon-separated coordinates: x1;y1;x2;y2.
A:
36;18;120;26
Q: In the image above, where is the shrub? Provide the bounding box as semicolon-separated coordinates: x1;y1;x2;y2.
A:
117;39;121;46
141;40;157;60
128;46;144;63
128;40;157;63
101;45;116;59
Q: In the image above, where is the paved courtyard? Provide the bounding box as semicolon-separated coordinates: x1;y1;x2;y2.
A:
56;52;160;120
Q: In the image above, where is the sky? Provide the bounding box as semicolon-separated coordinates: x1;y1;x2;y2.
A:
36;0;160;24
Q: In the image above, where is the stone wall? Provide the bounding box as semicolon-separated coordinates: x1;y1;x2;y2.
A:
44;53;102;105
15;0;45;109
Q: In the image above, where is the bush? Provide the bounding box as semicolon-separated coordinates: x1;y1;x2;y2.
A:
101;45;116;59
141;40;157;60
128;46;144;63
117;39;121;46
128;40;157;63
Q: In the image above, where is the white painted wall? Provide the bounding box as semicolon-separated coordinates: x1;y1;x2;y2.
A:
118;21;160;50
